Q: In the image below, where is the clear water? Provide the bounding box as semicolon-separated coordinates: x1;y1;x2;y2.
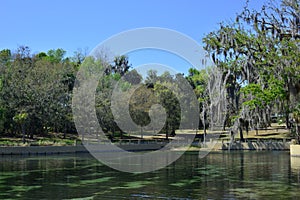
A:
0;151;299;199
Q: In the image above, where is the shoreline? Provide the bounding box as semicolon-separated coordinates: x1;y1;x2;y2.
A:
0;140;292;155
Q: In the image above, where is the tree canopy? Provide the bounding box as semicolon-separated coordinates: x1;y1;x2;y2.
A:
0;0;299;143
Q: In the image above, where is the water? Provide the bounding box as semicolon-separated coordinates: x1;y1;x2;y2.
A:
0;151;300;199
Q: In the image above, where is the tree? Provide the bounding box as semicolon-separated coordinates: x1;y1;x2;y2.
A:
129;84;156;138
0;49;11;134
89;55;133;140
46;48;66;63
0;49;11;67
71;48;88;67
0;46;76;138
238;0;300;128
186;68;209;134
104;55;131;76
203;0;300;140
292;103;300;142
152;71;181;139
13;112;28;143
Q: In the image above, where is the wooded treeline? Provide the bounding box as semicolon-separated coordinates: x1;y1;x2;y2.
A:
0;47;184;141
0;0;299;142
201;0;300;141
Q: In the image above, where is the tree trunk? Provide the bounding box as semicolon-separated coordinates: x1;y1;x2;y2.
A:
203;116;207;136
82;131;85;142
30;133;33;139
285;110;290;129
63;123;66;139
140;127;143;139
21;124;25;144
245;120;249;135
165;122;169;140
256;121;259;136
112;126;115;140
296;123;299;143
239;126;244;142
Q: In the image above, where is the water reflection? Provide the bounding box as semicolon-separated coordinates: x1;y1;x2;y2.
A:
291;156;300;184
0;151;299;199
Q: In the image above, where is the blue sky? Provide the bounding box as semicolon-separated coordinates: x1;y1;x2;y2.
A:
0;0;268;74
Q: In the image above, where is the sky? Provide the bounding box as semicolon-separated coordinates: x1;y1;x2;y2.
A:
0;0;269;74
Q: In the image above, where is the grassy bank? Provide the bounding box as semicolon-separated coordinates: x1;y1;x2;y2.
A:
0;123;293;147
0;133;80;147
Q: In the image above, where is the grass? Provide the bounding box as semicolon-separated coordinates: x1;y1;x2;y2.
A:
0;133;80;147
228;123;292;140
0;123;293;147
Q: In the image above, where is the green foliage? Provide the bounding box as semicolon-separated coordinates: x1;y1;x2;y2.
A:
129;85;155;127
202;0;300;132
154;80;181;134
0;106;5;132
112;55;131;76
293;104;300;123
0;46;77;137
1;0;298;142
46;48;66;63
13;112;28;123
186;68;208;103
0;49;11;66
35;52;47;59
